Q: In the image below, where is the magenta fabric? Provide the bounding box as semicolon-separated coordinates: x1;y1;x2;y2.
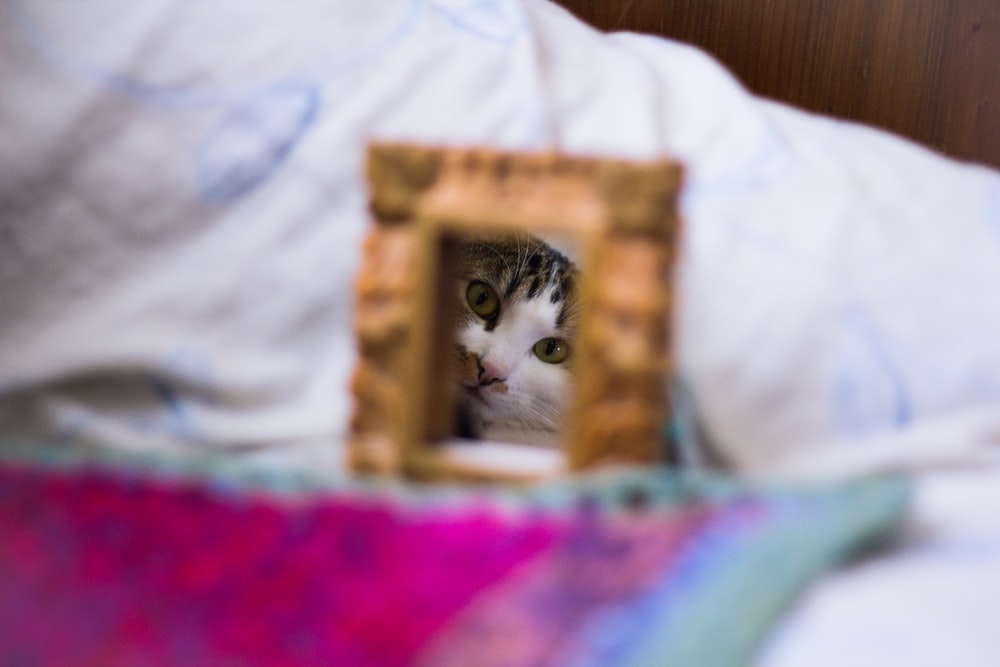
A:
0;461;907;666
0;467;565;666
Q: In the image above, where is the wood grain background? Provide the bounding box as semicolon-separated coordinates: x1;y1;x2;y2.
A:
552;0;1000;169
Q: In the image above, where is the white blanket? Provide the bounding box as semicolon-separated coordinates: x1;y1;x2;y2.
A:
2;1;1000;662
3;0;998;470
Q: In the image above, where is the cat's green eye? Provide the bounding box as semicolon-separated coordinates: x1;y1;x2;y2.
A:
534;337;569;364
466;281;500;318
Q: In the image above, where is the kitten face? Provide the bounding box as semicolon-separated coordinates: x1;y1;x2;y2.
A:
454;233;578;444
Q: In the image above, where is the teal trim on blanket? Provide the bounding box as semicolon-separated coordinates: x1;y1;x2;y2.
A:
0;437;908;512
627;479;906;667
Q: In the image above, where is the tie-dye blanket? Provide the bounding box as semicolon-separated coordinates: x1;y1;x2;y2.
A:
0;446;906;667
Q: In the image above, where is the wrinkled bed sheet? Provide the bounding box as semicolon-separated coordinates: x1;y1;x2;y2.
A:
2;0;1000;664
759;465;1000;667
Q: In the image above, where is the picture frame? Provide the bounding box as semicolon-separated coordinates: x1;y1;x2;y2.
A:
350;143;683;482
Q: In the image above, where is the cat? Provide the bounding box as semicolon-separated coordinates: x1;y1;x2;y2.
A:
453;232;578;447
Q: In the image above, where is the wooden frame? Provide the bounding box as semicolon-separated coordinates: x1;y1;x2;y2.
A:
349;143;683;482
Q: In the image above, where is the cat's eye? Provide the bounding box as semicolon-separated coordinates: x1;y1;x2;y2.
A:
534;337;569;364
466;281;500;318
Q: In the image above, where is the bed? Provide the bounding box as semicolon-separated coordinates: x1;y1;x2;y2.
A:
2;0;999;664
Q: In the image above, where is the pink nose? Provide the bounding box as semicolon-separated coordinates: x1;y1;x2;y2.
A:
478;360;506;386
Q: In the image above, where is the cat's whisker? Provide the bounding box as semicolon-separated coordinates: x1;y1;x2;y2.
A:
508;394;563;430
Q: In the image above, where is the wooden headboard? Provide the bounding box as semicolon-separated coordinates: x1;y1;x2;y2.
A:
553;0;1000;170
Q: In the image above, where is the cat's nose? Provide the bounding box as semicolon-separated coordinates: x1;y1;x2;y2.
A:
477;361;506;386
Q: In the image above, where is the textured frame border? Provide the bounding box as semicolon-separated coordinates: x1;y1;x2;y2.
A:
349;144;683;482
